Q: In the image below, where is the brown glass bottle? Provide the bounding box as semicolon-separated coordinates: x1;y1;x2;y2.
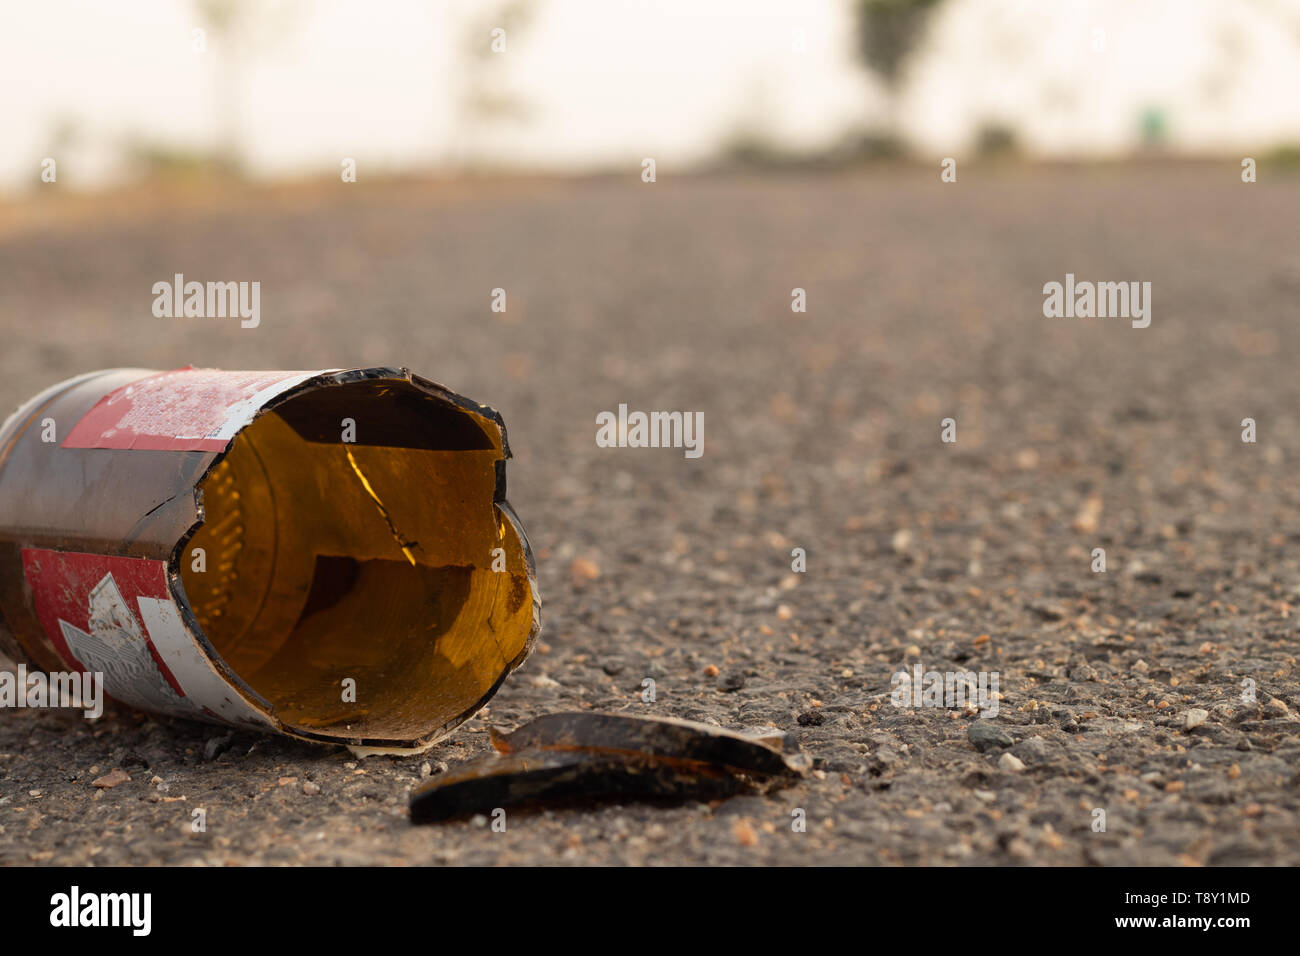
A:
0;367;539;753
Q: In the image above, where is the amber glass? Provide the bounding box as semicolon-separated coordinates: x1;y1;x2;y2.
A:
179;381;533;744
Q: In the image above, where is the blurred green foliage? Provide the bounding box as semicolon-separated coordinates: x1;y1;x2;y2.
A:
855;0;946;88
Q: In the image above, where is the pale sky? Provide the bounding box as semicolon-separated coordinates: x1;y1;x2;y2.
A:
2;0;1299;191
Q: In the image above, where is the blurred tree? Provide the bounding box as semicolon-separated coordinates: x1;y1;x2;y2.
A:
192;0;298;176
448;0;538;169
853;0;946;151
193;0;255;173
855;0;945;89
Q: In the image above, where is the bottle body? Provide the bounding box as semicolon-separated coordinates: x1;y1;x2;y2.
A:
0;367;539;752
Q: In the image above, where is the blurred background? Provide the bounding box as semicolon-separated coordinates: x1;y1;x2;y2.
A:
4;0;1300;194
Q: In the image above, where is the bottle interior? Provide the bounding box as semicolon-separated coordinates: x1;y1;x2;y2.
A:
178;379;534;745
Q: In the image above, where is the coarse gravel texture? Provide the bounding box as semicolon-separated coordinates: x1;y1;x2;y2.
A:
1;164;1299;865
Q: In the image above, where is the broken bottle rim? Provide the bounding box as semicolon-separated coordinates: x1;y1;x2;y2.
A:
0;366;540;753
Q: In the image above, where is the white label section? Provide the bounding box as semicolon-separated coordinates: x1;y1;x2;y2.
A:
137;597;275;730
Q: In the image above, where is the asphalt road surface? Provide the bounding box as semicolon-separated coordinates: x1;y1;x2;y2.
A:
1;163;1298;865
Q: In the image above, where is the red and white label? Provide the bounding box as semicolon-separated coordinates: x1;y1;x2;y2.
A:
62;368;322;452
21;548;271;729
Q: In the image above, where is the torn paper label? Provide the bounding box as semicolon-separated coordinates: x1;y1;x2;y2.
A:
61;368;323;452
21;548;271;729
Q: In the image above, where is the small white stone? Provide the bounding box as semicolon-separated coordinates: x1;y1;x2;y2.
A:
998;752;1026;773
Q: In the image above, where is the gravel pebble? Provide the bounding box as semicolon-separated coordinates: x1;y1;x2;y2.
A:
968;722;1015;753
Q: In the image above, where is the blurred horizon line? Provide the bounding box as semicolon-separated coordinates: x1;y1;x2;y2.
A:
6;0;1300;197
